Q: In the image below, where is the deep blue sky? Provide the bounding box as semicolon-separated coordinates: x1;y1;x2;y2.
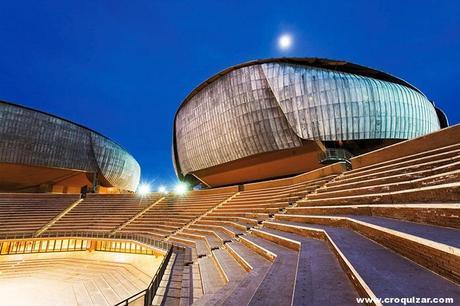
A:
0;1;459;188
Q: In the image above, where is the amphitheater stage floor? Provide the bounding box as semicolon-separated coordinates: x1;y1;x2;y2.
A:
0;251;164;306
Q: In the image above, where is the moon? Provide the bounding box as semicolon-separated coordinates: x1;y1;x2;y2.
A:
278;34;293;50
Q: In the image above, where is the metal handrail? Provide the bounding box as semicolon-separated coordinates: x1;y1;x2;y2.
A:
320;148;353;165
114;246;174;306
0;231;171;250
0;232;34;240
113;289;147;305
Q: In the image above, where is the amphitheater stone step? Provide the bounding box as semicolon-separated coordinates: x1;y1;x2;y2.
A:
257;227;359;306
241;234;298;306
213;248;247;283
342;144;460;179
273;214;460;282
297;183;460;206
321;161;460;192
310;170;460;199
189;225;233;242
286;204;460;229
198;256;226;295
340;215;460;248
269;220;460;299
197;241;268;305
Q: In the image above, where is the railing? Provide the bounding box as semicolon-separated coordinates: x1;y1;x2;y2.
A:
0;232;35;240
115;246;174;306
320;148;353;167
0;231;170;250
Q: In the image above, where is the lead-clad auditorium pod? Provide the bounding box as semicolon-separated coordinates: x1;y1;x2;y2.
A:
0;101;140;193
173;58;446;187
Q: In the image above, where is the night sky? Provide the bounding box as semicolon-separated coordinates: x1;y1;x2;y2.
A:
0;0;459;188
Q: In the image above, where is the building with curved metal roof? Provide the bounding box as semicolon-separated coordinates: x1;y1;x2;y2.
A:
173;58;446;187
0;100;140;193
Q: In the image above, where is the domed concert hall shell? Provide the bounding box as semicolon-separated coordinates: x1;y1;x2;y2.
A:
0;101;140;193
173;58;446;187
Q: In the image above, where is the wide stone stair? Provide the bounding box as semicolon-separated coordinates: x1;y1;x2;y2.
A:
158;125;460;305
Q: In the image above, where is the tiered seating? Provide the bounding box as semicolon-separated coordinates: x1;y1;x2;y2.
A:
159;126;460;305
286;136;460;229
47;193;162;233
232;130;459;304
1;128;459;305
182;175;335;247
165;169;344;305
0;194;80;236
121;190;235;241
292;144;459;207
152;247;191;305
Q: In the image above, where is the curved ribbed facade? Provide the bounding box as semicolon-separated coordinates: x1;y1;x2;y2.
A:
173;58;443;187
262;63;439;140
0;101;140;192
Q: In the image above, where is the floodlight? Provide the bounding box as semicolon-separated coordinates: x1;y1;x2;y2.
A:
158;186;167;194
137;183;151;196
174;182;188;195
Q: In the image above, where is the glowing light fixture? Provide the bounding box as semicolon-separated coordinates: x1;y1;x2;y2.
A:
137;183;151;196
158;186;167;194
174;182;188;195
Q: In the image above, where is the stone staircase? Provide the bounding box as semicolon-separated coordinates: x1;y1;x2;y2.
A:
156;126;460;305
0;193;81;236
1;126;459;305
158;166;348;305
